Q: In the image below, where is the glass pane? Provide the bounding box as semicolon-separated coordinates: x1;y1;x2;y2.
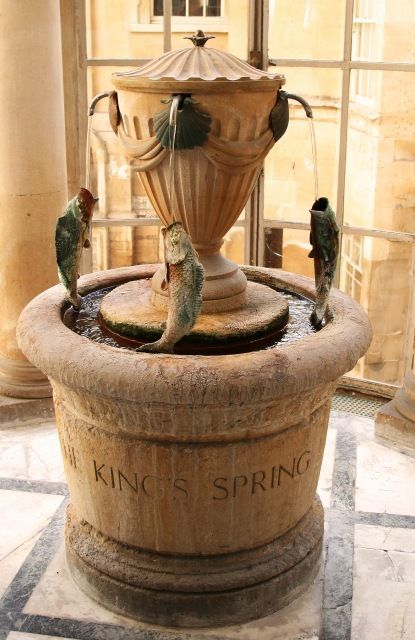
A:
263;228;314;279
87;67;159;223
206;0;221;17
339;235;413;386
173;0;186;16
352;0;415;63
87;1;164;59
189;0;203;17
87;1;247;69
155;2;245;56
92;225;162;272
92;226;109;272
268;0;345;60
154;0;163;17
222;227;246;264
264;67;341;224
345;70;415;233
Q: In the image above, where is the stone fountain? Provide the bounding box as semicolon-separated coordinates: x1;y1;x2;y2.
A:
17;34;372;627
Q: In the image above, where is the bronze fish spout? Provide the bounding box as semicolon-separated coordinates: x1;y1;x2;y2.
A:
138;222;205;354
55;188;98;310
308;197;339;328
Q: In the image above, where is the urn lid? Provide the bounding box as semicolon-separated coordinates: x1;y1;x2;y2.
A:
112;31;284;92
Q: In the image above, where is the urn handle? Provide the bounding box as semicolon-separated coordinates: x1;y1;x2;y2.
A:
270;90;314;142
87;91;121;135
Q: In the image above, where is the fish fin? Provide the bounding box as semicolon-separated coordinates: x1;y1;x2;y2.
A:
308;248;315;258
194;263;205;314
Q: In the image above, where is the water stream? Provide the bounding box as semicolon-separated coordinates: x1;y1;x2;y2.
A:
168;95;181;222
85;115;93;191
308;118;319;202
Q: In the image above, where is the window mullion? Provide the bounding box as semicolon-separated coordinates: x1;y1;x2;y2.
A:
163;0;172;52
333;0;354;288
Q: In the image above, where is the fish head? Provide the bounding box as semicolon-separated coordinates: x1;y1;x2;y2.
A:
78;188;99;223
163;221;189;264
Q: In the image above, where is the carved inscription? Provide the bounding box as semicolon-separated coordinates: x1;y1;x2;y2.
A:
93;461;189;499
90;450;312;501
213;450;311;500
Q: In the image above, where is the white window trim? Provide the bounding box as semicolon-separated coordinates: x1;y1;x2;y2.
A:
130;19;228;33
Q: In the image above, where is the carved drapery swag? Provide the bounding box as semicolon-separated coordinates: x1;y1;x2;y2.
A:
117;124;275;174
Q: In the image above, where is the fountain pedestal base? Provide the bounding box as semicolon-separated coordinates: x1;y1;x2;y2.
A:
17;265;372;629
99;278;289;352
66;497;323;627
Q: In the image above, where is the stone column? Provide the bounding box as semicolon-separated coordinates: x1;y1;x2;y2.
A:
375;370;415;455
0;1;68;398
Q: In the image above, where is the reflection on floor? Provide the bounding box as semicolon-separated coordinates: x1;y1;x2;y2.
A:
0;410;415;640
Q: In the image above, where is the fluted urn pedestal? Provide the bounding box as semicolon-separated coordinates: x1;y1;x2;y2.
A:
111;38;285;312
17;265;371;627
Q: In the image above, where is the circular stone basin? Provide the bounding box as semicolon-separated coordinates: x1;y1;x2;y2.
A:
99;279;289;352
17;265;372;628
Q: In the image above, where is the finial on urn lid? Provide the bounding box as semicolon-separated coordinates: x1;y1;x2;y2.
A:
184;30;215;47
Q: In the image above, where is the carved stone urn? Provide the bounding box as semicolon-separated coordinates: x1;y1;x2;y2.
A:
111;33;285;311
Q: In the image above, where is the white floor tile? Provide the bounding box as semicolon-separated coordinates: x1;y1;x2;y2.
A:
317;428;337;508
0;421;65;483
208;573;322;639
0;489;63;598
352;524;415;639
23;541;138;627
355;422;415;516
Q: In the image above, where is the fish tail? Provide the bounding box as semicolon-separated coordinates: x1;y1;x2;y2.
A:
68;290;81;310
310;299;333;328
137;338;174;354
310;308;324;328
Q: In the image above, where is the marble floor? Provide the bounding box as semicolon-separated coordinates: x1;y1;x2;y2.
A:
0;406;415;640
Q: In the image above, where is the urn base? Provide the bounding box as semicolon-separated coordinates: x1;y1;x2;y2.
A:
151;254;248;313
66;497;323;628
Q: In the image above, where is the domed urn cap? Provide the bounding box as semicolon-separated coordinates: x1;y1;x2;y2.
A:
112;31;284;93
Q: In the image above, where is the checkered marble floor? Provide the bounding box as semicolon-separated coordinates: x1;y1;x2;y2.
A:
1;409;415;640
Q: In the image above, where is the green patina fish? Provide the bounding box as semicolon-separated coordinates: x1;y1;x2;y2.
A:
138;222;205;354
308;197;339;328
55;188;98;309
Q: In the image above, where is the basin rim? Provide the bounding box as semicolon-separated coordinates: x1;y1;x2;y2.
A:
17;265;372;404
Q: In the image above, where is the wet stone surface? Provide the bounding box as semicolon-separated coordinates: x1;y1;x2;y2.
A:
64;281;317;354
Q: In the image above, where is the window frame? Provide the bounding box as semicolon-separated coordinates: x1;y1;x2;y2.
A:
69;0;415;397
